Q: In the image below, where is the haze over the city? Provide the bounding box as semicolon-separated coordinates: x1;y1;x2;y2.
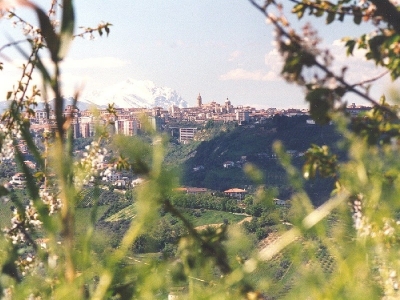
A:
0;0;397;108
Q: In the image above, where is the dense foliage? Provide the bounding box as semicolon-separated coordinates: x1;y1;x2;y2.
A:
175;118;341;204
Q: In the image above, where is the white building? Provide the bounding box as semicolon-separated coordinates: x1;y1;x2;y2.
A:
180;127;197;143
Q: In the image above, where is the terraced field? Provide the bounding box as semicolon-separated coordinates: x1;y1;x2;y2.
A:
105;204;136;222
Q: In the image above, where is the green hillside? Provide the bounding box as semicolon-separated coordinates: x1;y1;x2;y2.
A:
166;116;343;205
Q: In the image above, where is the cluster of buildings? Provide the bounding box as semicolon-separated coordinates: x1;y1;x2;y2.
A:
4;97;372;200
25;95;371;144
30;105;143;138
26;94;310;140
172;93;307;125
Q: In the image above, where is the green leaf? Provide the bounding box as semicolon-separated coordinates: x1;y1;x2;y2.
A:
306;88;333;124
345;39;356;56
315;8;324;17
58;0;75;61
353;7;362;25
0;185;9;198
368;35;386;61
292;3;306;19
326;12;336;24
33;6;59;62
2;249;21;282
334;86;347;97
33;55;52;88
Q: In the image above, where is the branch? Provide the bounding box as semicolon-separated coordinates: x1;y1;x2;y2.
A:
0;39;29;53
74;23;112;39
311;59;396;117
288;0;360;16
350;70;389;88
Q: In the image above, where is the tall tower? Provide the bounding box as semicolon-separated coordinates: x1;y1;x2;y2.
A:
225;97;231;112
197;93;202;108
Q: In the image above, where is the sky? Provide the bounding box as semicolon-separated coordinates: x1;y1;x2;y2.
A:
0;0;399;109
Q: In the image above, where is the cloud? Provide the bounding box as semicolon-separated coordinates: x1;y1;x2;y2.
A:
264;48;283;71
59;72;94;96
169;39;189;48
220;49;283;82
0;56;130;100
228;50;242;61
61;57;130;69
219;68;278;81
328;39;388;83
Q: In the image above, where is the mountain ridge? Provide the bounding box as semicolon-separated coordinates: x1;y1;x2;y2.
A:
82;78;188;110
0;79;188;111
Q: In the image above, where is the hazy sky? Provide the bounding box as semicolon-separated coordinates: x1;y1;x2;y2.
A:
0;0;398;108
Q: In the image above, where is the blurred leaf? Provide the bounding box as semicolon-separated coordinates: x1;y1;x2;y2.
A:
244;163;264;184
303;145;338;180
368;35;386;61
19;120;45;169
33;6;59;62
344;39;356;56
326;12;335;24
1;248;20;283
292;3;305;19
315;8;324;17
306;88;333;124
0;185;9;198
353;7;362;25
58;0;75;60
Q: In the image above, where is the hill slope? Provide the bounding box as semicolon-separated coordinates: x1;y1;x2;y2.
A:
166;117;343;205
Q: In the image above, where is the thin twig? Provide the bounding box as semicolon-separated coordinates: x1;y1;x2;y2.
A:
0;39;29;53
350;70;389;88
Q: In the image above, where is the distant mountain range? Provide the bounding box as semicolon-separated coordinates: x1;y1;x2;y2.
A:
83;78;188;110
0;79;188;112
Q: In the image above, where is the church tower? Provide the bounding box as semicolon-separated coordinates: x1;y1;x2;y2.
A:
225;97;232;112
197;93;202;108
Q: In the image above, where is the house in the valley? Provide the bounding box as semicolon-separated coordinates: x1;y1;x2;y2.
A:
224;188;247;200
10;173;27;186
101;169;122;183
193;165;204;172
274;198;290;206
113;179;128;189
223;161;234;168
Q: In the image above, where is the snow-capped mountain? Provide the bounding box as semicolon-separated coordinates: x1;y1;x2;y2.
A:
0;79;188;112
83;78;188;110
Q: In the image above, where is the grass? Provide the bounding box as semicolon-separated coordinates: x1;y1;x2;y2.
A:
0;200;13;228
75;205;110;233
185;210;246;227
103;204;245;227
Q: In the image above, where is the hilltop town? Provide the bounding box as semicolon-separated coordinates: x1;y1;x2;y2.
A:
26;94;371;143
